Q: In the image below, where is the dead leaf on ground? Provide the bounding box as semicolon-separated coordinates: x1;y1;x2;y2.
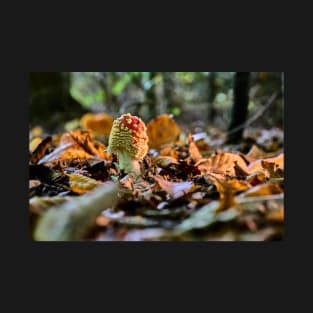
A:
80;113;114;137
37;130;110;166
225;179;251;194
68;173;102;194
147;114;181;149
237;182;283;198
188;134;203;163
245;153;284;177
196;151;248;177
266;208;284;222
204;174;237;210
244;144;270;162
30;136;53;164
154;175;194;199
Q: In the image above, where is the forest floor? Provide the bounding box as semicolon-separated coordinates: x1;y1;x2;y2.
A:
29;113;284;241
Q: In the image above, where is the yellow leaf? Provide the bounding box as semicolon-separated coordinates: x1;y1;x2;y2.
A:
29;137;43;153
237;182;283;198
147;114;181;149
196;152;248;177
266;208;284;222
68;173;101;194
80;113;114;137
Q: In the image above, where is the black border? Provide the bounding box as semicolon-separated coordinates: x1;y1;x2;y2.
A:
4;12;310;310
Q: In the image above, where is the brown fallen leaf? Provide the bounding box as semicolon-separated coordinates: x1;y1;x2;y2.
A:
147;114;181;149
68;173;102;194
261;160;284;178
204;174;237;210
244;144;269;162
30;136;53;164
64;130;109;159
246;153;284;176
38;143;84;164
246;172;268;185
237;182;283;198
154;175;194;199
80;112;114;137
38;130;110;166
225;179;251;194
266;208;284;222
196;151;248;177
188;134;203;163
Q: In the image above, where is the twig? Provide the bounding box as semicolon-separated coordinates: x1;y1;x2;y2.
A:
226;92;279;137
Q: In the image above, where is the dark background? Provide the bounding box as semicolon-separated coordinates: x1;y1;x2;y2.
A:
3;2;310;311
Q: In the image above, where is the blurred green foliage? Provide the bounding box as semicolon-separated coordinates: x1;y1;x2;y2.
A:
32;72;283;131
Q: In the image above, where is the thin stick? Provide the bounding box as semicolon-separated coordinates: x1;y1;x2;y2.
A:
226;92;279;137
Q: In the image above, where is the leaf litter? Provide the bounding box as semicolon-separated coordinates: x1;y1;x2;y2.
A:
29;114;284;241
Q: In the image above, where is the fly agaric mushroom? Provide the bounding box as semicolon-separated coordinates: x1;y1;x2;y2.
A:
107;113;149;175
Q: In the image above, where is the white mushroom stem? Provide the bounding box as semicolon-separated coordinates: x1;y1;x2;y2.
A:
117;150;141;175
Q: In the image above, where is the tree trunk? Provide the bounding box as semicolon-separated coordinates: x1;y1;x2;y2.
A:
29;72;87;131
226;72;251;144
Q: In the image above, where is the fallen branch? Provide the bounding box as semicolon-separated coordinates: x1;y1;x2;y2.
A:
34;181;118;241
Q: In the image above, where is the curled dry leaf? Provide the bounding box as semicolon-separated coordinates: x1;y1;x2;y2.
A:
80;113;114;137
147;114;181;149
30;136;53;164
188;134;203;163
245;153;284;176
38;142;83;164
246;172;268;185
225;179;251;194
237;182;283;198
68;173;102;194
154;175;194;199
244;144;269;162
204;174;237;210
196;151;248;177
64;130;109;159
38;130;110;166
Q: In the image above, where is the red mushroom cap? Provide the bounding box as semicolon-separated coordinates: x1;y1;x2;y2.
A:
107;113;149;160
